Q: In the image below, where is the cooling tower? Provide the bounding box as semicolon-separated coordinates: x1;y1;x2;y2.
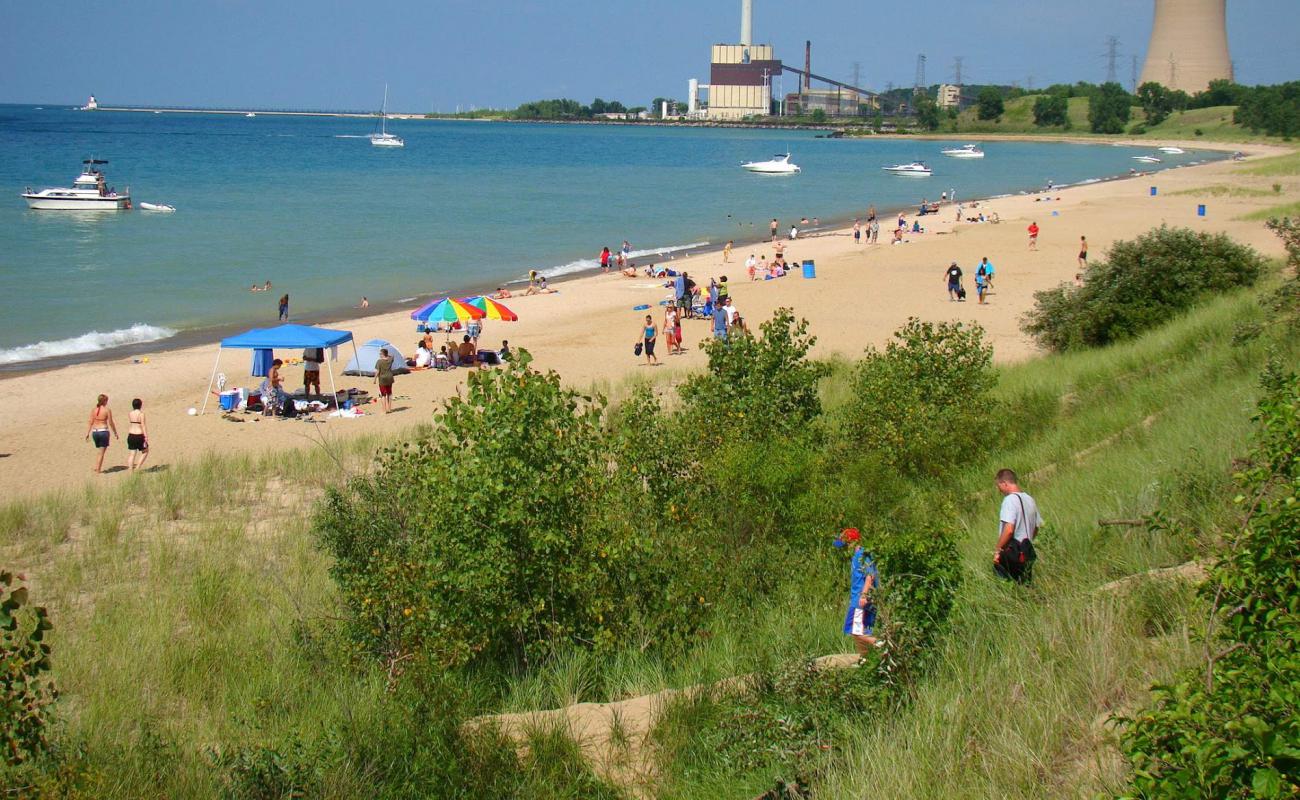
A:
740;0;752;46
1139;0;1232;93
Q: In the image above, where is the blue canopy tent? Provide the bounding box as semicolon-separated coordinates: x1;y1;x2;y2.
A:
201;324;357;414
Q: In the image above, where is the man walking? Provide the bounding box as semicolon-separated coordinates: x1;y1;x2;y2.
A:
1027;222;1040;250
1078;235;1088;269
834;527;880;656
945;261;963;301
770;218;779;241
993;469;1042;583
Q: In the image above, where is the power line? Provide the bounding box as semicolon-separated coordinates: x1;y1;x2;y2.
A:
1105;36;1120;84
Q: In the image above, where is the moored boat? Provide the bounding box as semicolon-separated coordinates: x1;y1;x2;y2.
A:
740;153;800;174
882;161;933;177
1132;154;1163;164
941;143;985;159
1157;146;1185;154
21;160;131;210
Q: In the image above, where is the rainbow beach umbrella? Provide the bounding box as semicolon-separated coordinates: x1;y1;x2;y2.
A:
461;296;519;321
410;296;485;324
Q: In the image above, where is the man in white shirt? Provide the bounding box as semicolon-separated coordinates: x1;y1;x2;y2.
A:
994;468;1042;583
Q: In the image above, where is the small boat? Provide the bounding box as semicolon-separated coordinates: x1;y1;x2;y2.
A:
139;202;176;213
740;153;800;174
941;143;985;159
21;159;131;210
245;112;256;118
1132;155;1163;164
369;84;404;148
1157;146;1185;154
882;161;933;177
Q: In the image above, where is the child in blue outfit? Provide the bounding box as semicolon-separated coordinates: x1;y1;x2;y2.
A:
834;527;881;656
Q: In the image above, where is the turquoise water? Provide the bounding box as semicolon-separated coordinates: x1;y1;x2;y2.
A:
0;104;1214;362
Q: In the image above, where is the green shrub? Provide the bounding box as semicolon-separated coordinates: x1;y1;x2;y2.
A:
1033;94;1069;128
315;353;628;671
1023;226;1267;351
1115;364;1300;799
839;318;996;478
1089;81;1132;134
680;308;828;439
2;571;56;765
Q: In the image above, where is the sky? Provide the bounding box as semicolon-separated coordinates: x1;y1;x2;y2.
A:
2;0;1296;111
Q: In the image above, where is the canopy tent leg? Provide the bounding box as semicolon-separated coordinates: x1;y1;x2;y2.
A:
328;361;339;410
199;347;223;415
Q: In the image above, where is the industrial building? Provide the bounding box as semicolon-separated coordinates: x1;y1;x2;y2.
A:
689;1;878;120
1139;0;1232;93
936;84;962;109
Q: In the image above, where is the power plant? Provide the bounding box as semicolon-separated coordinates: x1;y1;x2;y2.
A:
689;0;875;120
1139;0;1232;93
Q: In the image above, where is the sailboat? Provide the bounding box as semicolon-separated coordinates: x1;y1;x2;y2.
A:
370;84;404;148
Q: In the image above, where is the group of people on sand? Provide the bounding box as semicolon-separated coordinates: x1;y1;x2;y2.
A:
837;469;1041;659
599;241;634;273
85;395;150;473
944;256;997;304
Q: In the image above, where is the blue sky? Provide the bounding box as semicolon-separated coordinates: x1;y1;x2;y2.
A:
2;1;1295;111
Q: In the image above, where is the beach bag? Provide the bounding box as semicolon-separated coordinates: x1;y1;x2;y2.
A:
634;342;643;357
996;494;1038;582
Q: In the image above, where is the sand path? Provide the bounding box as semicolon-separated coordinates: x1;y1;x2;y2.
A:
1;140;1291;500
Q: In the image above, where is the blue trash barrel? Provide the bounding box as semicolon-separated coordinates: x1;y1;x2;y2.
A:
1150;186;1158;196
1197;204;1207;217
802;260;816;279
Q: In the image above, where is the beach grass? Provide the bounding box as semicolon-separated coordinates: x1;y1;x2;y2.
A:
1;271;1296;796
1169;183;1282;198
1238;149;1300;176
1239;200;1300;221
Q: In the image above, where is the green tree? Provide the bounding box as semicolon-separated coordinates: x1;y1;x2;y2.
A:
315;353;629;670
1;570;56;765
913;93;941;131
1136;81;1174;126
1033;94;1070;127
1088;81;1132;133
976;86;1004;120
840;318;996;478
810;108;827;124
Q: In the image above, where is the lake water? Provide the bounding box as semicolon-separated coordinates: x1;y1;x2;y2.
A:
0;104;1214;363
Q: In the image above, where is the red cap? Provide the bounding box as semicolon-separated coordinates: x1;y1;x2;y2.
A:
840;527;861;543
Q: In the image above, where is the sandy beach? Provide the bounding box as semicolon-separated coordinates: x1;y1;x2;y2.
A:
2;139;1291;500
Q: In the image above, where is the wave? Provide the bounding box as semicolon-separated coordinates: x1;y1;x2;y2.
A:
0;324;176;365
529;241;712;280
333;134;372;139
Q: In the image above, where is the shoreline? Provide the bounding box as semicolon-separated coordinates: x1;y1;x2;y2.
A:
0;142;1235;377
0;139;1291;501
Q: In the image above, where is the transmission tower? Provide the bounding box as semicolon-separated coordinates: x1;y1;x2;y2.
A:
851;61;861;89
953;56;964;87
1131;55;1139;92
1105;36;1120;84
914;54;926;94
1027;74;1035;91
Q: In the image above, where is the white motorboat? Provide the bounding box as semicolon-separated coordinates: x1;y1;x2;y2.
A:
941;143;985;159
21;160;131;210
740;153;800;174
1157;146;1185;154
882;161;933;177
139;202;176;213
1132;154;1163;164
369;84;404;148
245;112;256;118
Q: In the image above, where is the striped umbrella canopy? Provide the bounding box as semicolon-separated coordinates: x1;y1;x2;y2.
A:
410;296;486;323
461;296;519;321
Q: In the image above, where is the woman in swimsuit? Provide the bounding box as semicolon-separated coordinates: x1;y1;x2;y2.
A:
85;394;118;473
126;398;149;471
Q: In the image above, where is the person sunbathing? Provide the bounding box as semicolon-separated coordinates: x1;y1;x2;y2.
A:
493;286;512;299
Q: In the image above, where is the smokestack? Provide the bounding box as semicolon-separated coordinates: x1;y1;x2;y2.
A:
1139;0;1232;93
804;41;811;91
740;0;752;46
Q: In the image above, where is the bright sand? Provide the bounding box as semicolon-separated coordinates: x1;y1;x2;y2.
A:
2;141;1291;500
